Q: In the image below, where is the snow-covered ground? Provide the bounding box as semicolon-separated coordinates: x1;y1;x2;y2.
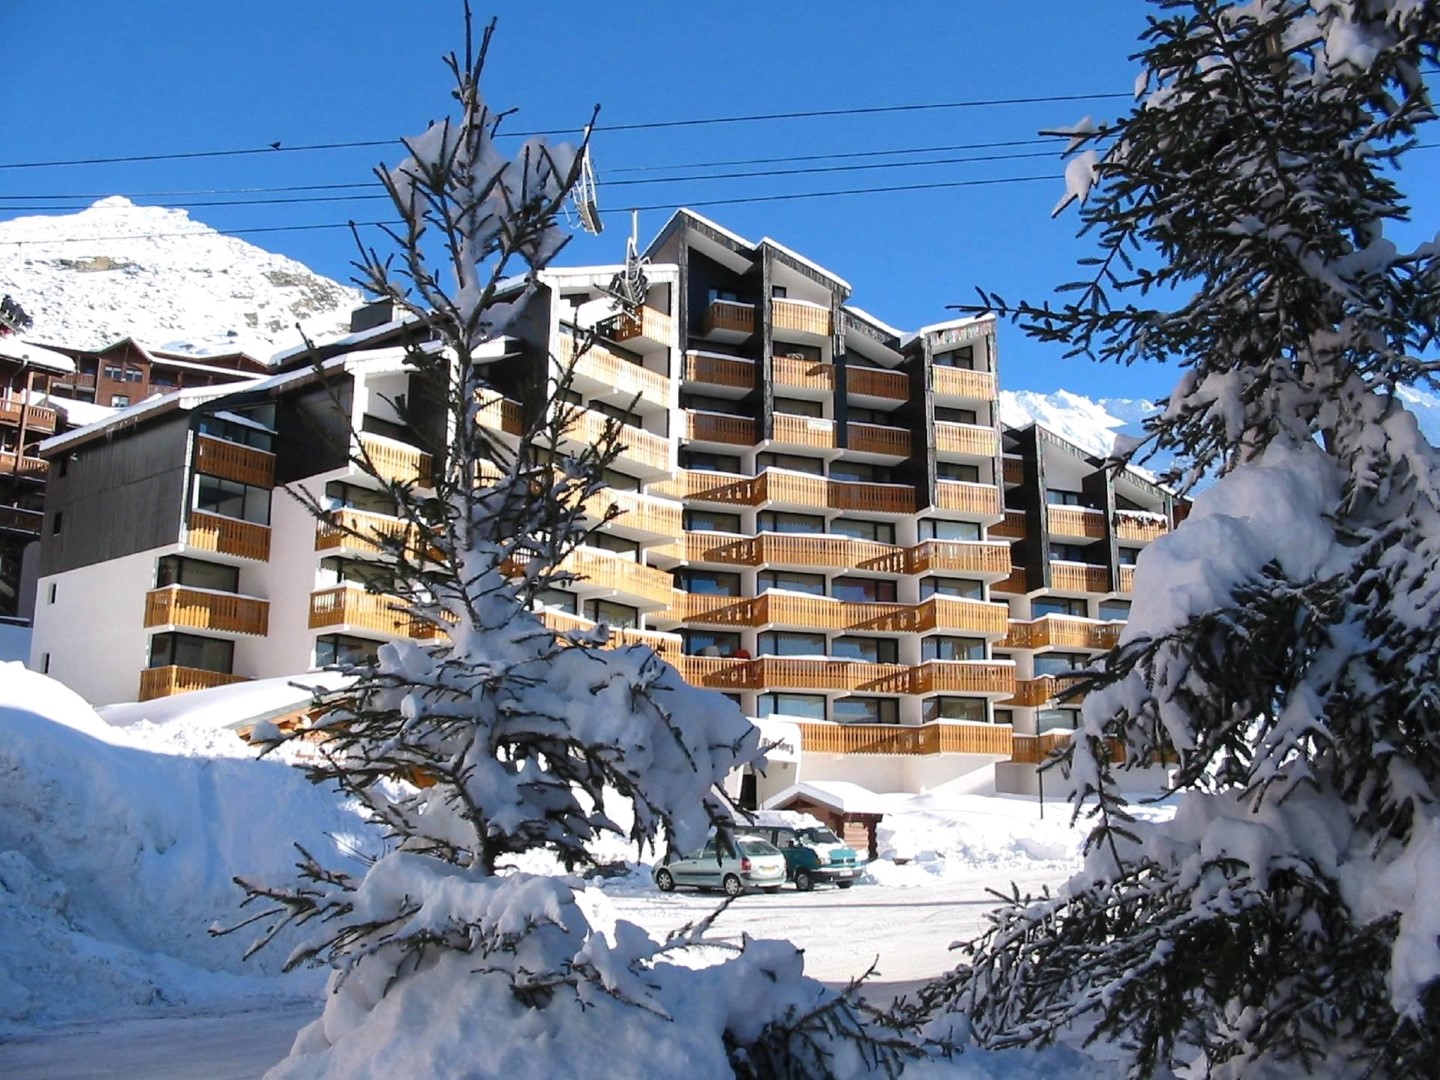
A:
0;664;1167;1077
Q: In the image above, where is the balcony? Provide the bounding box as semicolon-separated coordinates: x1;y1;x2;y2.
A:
1047;505;1106;539
609;306;673;352
684;352;755;391
686;410;757;447
1117;565;1135;593
906;539;1011;577
846;421;910;457
309;585;440;639
772;413;837;450
564;409;671;473
0;505;42;535
537;607;681;658
846;366;908;401
760;470;914;514
671;592;1008;636
933;367;997;401
671;656;1014;697
139;665;251;701
187;511;271;562
0;451;46;478
797;721;1012;757
934;480;1002;516
587;488;682;538
1001;615;1120;651
560;335;671;409
144;586;269;636
773;355;835;394
0;399;57;434
699;299;756;339
476;395;524;437
563;547;675;609
994;566;1030;594
991;511;1028;539
1009;731;1075;765
315;508;420;558
1050;561;1111;593
682;531;901;572
359;435;433;488
934;421;998;458
1116;511;1169;543
772;297;832;338
194;435;275;489
1002;457;1025;485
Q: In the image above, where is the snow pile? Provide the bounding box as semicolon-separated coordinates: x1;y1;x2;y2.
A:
0;663;375;1031
0;197;361;359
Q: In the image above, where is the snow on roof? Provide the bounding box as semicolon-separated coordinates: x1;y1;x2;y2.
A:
268;311;423;366
651;208;755;252
35;393;116;428
842;305;904;341
0;340;76;374
763;780;898;817
39;380;267;455
97;669;353;731
911;312;997;341
760;236;852;292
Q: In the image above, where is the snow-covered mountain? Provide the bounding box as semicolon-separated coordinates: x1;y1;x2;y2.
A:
0;197;361;360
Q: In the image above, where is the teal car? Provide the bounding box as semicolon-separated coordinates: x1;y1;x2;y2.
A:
653;834;787;896
755;825;860;891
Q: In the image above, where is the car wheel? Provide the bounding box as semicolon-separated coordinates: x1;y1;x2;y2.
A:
655;868;675;893
722;874;743;897
837;880;854;889
794;868;815;892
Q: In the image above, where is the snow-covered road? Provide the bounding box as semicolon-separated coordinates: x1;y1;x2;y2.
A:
0;869;1069;1079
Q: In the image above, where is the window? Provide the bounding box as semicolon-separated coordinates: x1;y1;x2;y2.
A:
993;708;1014;727
57;456;68;478
1038;709;1081;733
151;372;177;389
757;452;824;475
832;636;897;663
1032;596;1088;618
676;569;742;596
934;406;978;424
51;512;62;536
831;576;896;603
587;532;640;557
683;629;742;657
757;693;826;721
601;469;641;492
773;397;823;418
535;587;576;614
934;346;975;369
103;363;124;381
682;393;749;417
315;634;381;668
1046;490;1088;507
198;414;274;452
1035;653;1089;677
40;652;50;674
922;636;985;662
919;519;980;542
46;583;56;605
683;508;742;533
320;556;394;593
110;394;130;407
680;450;742;473
936;462;980;482
1050;542;1091;562
834;697;899;725
123;364;144;383
583;599;638;629
758;631;827;657
588;399;642;430
758;570;825;596
771;285;788;299
1118;547;1140;566
773;342;820;361
923;696;987;723
157;556;240;594
829;460;892;483
149;632;234;674
845;406;896;426
325;481;397;516
707;288;744;304
920;577;983;601
758;511;825;535
1099;599;1132;621
831;518;895;544
195;476;270;525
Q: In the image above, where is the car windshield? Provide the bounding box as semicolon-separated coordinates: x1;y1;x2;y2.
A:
800;828;841;845
738;839;778;856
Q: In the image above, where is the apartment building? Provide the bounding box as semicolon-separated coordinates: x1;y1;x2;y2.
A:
30;210;1176;799
42;337;269;408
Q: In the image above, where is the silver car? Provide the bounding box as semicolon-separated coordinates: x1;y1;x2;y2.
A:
653;834;787;896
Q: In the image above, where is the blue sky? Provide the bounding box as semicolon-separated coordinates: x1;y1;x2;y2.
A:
1;2;1434;401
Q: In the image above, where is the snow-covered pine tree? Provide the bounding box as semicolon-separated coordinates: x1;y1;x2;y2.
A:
909;2;1440;1076
221;12;921;1078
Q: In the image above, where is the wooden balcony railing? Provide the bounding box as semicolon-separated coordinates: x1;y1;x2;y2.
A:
772;297;832;337
773;355;835;393
537;607;681;657
672;591;1009;636
684;352;755;390
772;413;837;449
1001;615;1120;651
610;306;673;349
139;665;251;701
1117;565;1135;594
56;373;97;391
686;410;757;447
1047;505;1107;539
0;399;58;433
847;366;908;400
0;504;42;534
846;421;911;457
681;531;897;572
994;566;1030;594
194;435;275;489
935;480;1002;516
933;367;997;401
1116;512;1169;543
563;547;676;608
315;508;419;557
906;539;1012;576
672;656;1014;696
144;586;269;636
308;585;441;639
0;451;47;478
700;299;756;337
565;409;671;472
588;488;682;536
1005;673;1091;707
797;721;1012;756
187;510;271;562
560;335;671;406
360;435;433;488
1002;457;1025;485
1009;731;1075;764
991;511;1028;539
476;395;524;436
1050;561;1111;593
935;421;999;458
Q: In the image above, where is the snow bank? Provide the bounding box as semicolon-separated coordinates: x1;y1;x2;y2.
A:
0;664;376;1030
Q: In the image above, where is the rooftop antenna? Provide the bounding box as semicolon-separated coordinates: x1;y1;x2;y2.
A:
606;210;649;314
573;145;603;236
